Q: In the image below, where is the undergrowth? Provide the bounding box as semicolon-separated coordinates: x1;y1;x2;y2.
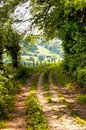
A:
0;65;32;128
42;67;53;103
50;62;76;90
26;90;49;130
76;94;86;104
26;73;49;130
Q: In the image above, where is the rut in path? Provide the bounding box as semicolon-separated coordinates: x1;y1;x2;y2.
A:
1;80;31;130
37;73;64;130
37;73;86;130
49;76;86;130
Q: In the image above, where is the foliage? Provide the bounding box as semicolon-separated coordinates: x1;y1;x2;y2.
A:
76;95;86;104
76;67;86;86
76;117;86;125
16;65;34;80
43;68;50;91
38;55;45;62
30;0;86;86
26;90;49;130
0;120;6;129
0;71;17;118
50;62;76;90
24;34;39;45
0;0;24;68
43;65;52;84
0;65;30;120
0;22;21;68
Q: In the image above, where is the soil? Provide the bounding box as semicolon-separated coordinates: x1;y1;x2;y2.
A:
36;73;86;130
1;80;31;130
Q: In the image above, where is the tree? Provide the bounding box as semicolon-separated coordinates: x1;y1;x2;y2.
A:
0;0;23;68
0;22;21;68
38;55;45;62
5;23;21;68
30;0;86;85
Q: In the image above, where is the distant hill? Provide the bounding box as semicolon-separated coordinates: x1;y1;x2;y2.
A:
20;39;64;64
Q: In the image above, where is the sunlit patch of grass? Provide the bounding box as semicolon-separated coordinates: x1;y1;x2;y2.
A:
76;117;86;125
42;70;52;104
44;84;50;91
0;120;6;129
60;97;66;102
26;90;49;130
65;83;74;90
26;73;49;130
58;93;64;98
46;96;52;103
50;62;76;90
76;94;86;104
43;84;52;104
58;93;66;102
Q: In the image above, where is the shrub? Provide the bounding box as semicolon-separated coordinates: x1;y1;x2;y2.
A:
16;66;33;80
0;66;22;119
76;67;86;86
0;70;14;118
26;91;48;130
76;95;86;104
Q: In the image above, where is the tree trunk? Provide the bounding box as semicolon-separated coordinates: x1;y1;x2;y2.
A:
0;50;3;69
11;53;19;68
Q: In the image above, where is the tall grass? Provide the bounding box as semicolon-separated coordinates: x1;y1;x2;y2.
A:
26;71;49;130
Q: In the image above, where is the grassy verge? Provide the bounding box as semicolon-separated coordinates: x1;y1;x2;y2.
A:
50;62;86;104
76;94;86;104
50;62;76;90
0;120;6;129
26;90;49;130
0;65;33;128
26;71;49;130
42;69;52;104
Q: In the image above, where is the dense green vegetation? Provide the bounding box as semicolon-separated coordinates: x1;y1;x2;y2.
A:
0;0;86;129
0;66;21;119
27;91;48;130
76;94;86;104
0;64;33;129
0;1;24;128
30;0;86;87
50;62;75;89
26;71;49;130
0;0;24;68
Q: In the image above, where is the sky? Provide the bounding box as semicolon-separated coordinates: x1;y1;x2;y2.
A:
13;1;31;32
13;1;41;35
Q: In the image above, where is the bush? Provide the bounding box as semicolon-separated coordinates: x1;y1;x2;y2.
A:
76;95;86;104
0;71;13;118
76;67;86;86
0;64;33;120
16;66;33;80
0;67;21;119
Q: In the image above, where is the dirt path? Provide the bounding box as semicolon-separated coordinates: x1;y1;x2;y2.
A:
37;73;65;130
2;73;86;130
49;77;86;130
1;80;31;130
37;73;86;130
55;81;86;120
